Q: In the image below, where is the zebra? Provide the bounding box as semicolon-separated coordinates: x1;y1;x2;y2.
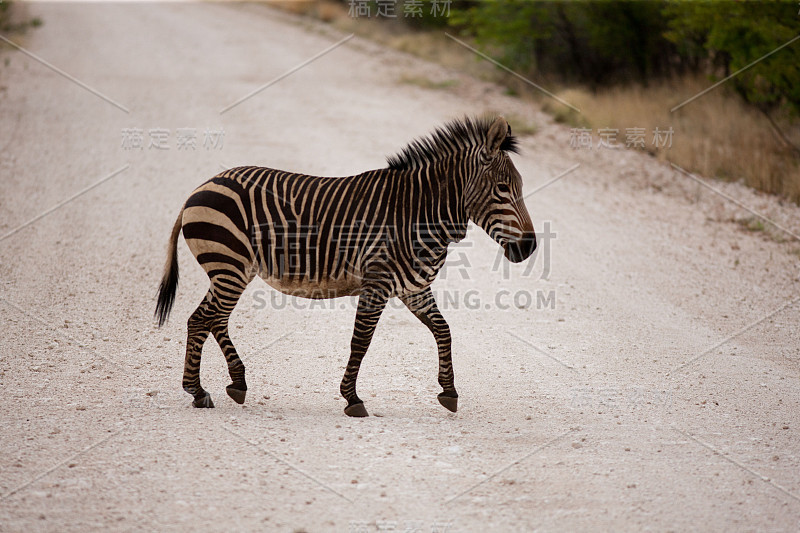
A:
155;116;537;417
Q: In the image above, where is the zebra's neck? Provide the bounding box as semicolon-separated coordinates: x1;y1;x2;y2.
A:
406;153;474;246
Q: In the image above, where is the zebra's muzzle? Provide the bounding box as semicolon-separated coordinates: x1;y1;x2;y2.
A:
503;231;537;263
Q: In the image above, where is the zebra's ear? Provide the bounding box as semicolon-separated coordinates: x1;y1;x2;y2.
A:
486;116;509;157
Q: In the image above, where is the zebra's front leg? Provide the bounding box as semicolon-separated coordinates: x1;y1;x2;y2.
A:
340;292;388;417
401;289;458;413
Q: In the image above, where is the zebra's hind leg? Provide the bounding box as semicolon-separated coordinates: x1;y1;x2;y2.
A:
400;288;458;413
183;291;214;408
341;292;388;417
207;277;250;405
182;276;249;408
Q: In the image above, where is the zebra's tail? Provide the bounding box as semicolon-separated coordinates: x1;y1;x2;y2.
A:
155;209;183;327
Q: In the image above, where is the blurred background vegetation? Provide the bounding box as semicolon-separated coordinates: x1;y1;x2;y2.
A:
3;0;798;203
293;0;800;204
0;2;42;34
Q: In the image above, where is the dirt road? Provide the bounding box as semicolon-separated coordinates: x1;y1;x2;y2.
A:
1;3;799;531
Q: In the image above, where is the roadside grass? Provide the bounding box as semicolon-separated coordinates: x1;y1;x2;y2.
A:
740;216;766;234
735;215;795;244
546;79;800;204
398;74;458;91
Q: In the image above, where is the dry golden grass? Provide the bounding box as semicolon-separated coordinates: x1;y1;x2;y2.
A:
546;78;800;203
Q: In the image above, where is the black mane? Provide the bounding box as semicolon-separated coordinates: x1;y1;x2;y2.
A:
386;116;519;171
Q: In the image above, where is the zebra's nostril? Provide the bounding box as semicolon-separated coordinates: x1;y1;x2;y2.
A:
503;232;537;263
527;231;537;254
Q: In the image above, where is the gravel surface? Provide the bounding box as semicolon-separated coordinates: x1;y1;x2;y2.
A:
1;3;799;532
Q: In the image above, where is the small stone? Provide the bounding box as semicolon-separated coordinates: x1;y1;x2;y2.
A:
571;442;582;449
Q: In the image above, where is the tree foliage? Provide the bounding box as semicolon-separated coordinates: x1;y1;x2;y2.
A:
665;1;800;115
449;1;800;113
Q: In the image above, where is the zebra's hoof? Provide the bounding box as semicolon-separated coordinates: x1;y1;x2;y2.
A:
192;392;215;408
344;402;369;417
437;392;458;413
226;385;247;405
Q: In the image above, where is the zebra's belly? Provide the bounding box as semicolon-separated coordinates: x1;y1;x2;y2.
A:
260;275;362;299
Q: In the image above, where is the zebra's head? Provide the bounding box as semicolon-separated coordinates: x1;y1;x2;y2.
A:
466;117;537;263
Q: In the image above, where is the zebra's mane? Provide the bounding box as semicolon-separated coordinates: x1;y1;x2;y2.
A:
386;116;519;171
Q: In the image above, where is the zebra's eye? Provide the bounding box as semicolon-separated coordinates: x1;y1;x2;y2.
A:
497;183;511;194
